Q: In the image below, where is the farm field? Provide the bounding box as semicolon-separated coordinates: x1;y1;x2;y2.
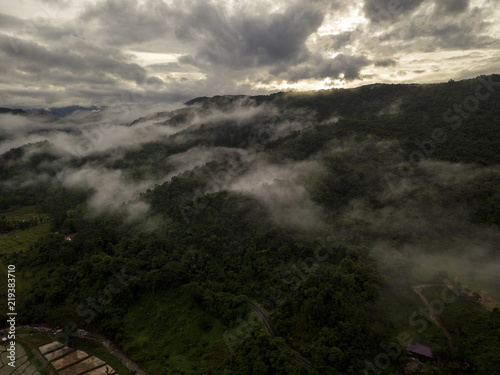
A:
0;342;47;375
3;207;43;222
16;330;132;375
0;224;51;256
0;206;51;300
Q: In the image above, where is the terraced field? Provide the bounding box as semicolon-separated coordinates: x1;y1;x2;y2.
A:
0;206;50;295
0;336;118;375
0;342;42;375
38;342;116;375
0;224;51;256
3;207;42;222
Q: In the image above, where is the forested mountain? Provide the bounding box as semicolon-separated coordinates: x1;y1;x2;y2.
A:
1;75;499;374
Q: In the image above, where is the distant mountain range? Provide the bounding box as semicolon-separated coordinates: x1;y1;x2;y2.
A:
0;107;25;115
0;105;103;117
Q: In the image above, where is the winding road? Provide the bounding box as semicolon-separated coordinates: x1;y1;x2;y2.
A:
247;302;312;369
247;302;276;338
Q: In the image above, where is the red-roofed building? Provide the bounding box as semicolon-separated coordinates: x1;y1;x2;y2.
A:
64;234;75;241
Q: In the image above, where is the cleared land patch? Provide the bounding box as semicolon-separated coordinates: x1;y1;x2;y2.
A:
44;347;73;362
51;350;88;370
85;365;116;375
57;356;105;375
38;343;64;356
36;341;117;375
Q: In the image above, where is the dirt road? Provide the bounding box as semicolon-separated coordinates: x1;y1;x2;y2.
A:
412;285;454;350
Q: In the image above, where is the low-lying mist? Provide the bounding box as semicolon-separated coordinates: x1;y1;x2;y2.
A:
1;94;499;296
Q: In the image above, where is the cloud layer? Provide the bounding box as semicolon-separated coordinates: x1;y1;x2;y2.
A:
0;0;499;107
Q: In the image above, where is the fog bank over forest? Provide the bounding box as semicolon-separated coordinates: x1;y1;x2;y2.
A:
2;78;500;286
1;75;500;374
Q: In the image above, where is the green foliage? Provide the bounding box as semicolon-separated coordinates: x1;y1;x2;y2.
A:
2;76;500;373
121;291;226;374
423;287;500;373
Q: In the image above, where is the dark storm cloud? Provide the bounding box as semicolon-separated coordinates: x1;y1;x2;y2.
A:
429;22;490;50
318;32;353;51
0;34;148;84
0;0;498;107
174;2;371;82
432;0;469;16
178;4;324;68
0;13;24;29
374;58;397;67
79;1;371;85
306;0;343;10
373;5;494;52
282;53;371;81
0;86;64;107
0;11;83;44
80;0;174;46
363;0;426;23
147;62;191;73
34;23;84;42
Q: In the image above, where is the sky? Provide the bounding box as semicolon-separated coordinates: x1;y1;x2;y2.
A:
0;0;499;108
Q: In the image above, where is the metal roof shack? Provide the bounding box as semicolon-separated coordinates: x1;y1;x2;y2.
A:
406;343;434;359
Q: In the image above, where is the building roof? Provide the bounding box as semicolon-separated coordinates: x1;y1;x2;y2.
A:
406;343;434;358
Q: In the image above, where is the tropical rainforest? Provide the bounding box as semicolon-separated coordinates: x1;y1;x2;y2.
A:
1;75;500;374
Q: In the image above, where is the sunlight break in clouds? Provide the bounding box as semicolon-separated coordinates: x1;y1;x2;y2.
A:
0;0;498;107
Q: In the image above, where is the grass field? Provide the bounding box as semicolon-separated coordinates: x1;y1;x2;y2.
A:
0;207;51;317
18;331;53;348
0;223;51;255
0;222;50;294
0;340;50;375
122;290;227;374
18;340;51;375
2;206;42;221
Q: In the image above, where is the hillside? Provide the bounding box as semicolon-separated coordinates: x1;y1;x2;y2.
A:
1;75;500;374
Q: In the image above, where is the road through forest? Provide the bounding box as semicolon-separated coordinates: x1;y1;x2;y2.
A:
411;285;454;351
247;302;312;369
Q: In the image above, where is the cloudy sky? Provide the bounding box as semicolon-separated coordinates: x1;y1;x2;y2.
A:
1;0;499;108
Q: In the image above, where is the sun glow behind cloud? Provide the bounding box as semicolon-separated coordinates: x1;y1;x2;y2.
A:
0;0;498;107
130;51;182;65
317;5;365;36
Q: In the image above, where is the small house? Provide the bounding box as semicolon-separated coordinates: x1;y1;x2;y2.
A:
406;343;434;360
